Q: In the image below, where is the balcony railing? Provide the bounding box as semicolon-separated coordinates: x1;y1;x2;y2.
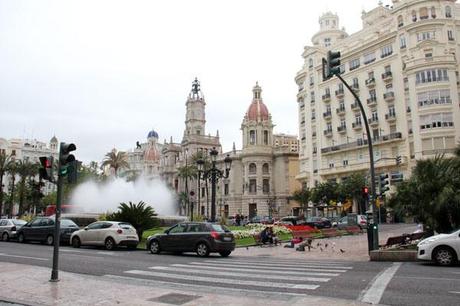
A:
385;113;396;121
337;126;347;133
323;111;332;119
382;71;393;81
351;102;360;111
320;132;402;154
367;97;377;107
365;77;375;87
323;129;333;137
352;122;362;129
336;106;346;115
351;83;359;91
322;93;331;102
368;117;379;126
383;91;395;102
335;89;344;97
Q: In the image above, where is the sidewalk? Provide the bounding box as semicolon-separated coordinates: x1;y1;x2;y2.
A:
233;223;418;261
0;263;370;306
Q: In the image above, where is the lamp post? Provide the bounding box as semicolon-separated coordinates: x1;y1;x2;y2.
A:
196;148;231;222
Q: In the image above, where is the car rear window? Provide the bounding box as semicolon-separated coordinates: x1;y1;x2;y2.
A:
118;222;134;229
61;219;78;227
210;224;230;232
13;220;27;226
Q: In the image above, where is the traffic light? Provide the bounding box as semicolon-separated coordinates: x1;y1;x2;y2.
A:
39;156;54;182
396;155;402;165
362;186;369;199
323;50;341;80
67;160;81;184
379;174;390;195
59;143;76;176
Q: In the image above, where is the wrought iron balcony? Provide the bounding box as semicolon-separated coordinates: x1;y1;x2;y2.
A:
323;111;332;120
337;125;347;133
365;77;375;87
323;129;333;137
383;91;395;102
382;71;393;82
385;112;396;122
335;89;344;97
322;93;331;102
352;122;362;129
336;106;346;116
367;97;377;107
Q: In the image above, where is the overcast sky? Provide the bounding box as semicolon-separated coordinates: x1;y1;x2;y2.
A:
0;0;386;163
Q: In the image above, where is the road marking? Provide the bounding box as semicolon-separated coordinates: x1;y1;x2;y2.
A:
188;261;348;273
225;258;348;265
396;276;460;282
358;262;401;305
150;266;330;282
103;274;307;297
448;291;460;294
60;249;87;253
0;253;49;261
168;264;340;277
97;251;116;255
205;259;353;269
124;270;319;290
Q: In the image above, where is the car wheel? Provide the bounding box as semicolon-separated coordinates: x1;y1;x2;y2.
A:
219;251;231;257
2;232;9;241
72;237;81;248
149;240;161;254
434;247;456;266
196;242;209;257
46;235;54;246
18;233;26;243
105;237;116;250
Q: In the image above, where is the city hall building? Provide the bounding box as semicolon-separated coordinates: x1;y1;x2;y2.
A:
295;0;460;207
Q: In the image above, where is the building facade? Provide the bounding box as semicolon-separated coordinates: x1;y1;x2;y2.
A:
123;80;301;219
295;0;460;203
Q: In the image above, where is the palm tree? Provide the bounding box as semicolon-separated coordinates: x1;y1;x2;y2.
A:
6;160;18;218
106;201;159;240
0;152;13;216
16;160;39;216
101;149;129;177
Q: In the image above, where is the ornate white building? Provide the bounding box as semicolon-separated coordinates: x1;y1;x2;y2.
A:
295;0;460;202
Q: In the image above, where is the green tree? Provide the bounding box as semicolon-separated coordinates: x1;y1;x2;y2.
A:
338;173;367;214
6;160;18;218
390;155;460;232
16;160;39;216
101;149;129;177
292;188;311;218
0;152;13;216
106;201;159;239
311;181;339;205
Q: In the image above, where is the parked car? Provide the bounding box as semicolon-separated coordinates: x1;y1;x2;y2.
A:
417;229;460;266
17;217;79;245
249;216;273;224
329;216;341;228
305;217;332;229
0;219;27;241
70;221;139;250
277;216;304;226
334;214;368;229
147;222;235;257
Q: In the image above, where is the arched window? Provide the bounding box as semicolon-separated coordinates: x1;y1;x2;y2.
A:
412;10;417;22
397;15;403;27
249;163;257;175
308;58;313;68
431;6;436;18
262;163;269;174
446;6;452;18
263;130;269;145
420;7;428;20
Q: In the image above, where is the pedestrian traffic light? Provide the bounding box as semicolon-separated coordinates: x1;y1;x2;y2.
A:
396;155;402;165
39;156;54;182
362;186;369;199
323;50;341;80
379;174;390;195
59;143;76;176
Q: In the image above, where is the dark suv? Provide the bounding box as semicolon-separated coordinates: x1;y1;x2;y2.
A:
17;217;79;245
147;222;235;257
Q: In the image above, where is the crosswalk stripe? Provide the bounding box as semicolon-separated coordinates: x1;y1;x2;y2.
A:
188;261;348;273
223;258;349;265
124;270;319;290
167;264;340;277
150;266;331;282
204;260;353;270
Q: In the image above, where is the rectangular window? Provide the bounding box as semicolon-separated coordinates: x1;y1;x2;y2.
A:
263;131;269;145
420;112;454;130
349;58;360;71
310;91;315;103
249;130;256;145
416;69;449;84
417;31;436;42
399;35;407;49
364;52;376;64
448;30;454;41
417;89;451;107
262;179;270;194
249;179;257;194
381;45;393;58
224;183;229;195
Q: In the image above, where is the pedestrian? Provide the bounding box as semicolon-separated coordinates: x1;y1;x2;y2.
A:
235;214;241;226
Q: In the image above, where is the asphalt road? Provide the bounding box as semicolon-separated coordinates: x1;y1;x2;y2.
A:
0;241;459;305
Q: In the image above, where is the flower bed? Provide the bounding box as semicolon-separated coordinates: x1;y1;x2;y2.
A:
284;225;316;232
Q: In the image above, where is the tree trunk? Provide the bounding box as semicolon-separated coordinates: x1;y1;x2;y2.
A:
0;174;3;216
18;178;26;217
8;176;15;218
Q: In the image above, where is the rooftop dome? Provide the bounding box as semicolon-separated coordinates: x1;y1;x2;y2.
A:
245;82;270;121
147;129;159;139
50;135;58;143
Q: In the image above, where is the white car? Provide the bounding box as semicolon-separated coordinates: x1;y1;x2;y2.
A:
417;229;460;266
70;221;139;250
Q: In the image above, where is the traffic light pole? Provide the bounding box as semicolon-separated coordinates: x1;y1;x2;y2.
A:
50;146;64;282
336;73;379;251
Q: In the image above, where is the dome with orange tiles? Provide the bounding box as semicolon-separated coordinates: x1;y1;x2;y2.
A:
245;82;270;121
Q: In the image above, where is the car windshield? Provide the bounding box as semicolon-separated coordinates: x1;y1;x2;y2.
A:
61;219;78;227
211;224;230;232
13;220;27;226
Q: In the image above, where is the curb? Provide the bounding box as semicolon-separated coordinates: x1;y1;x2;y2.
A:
369;249;417;261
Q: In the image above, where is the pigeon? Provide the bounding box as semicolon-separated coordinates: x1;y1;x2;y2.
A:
325;243;328;248
340;249;345;253
246;247;249;250
320;247;323;252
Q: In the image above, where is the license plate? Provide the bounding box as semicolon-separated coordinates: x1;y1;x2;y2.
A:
223;237;232;241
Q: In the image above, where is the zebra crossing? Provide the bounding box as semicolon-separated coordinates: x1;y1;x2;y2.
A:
123;258;353;295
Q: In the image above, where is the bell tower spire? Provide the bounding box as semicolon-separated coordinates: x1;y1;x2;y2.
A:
184;78;206;137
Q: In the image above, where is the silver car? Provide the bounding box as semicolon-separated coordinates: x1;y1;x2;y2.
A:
0;219;28;241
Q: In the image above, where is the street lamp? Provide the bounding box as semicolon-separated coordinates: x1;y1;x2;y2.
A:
196;148;232;222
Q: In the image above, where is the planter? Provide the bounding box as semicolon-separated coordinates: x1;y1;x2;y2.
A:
370;250;417;262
